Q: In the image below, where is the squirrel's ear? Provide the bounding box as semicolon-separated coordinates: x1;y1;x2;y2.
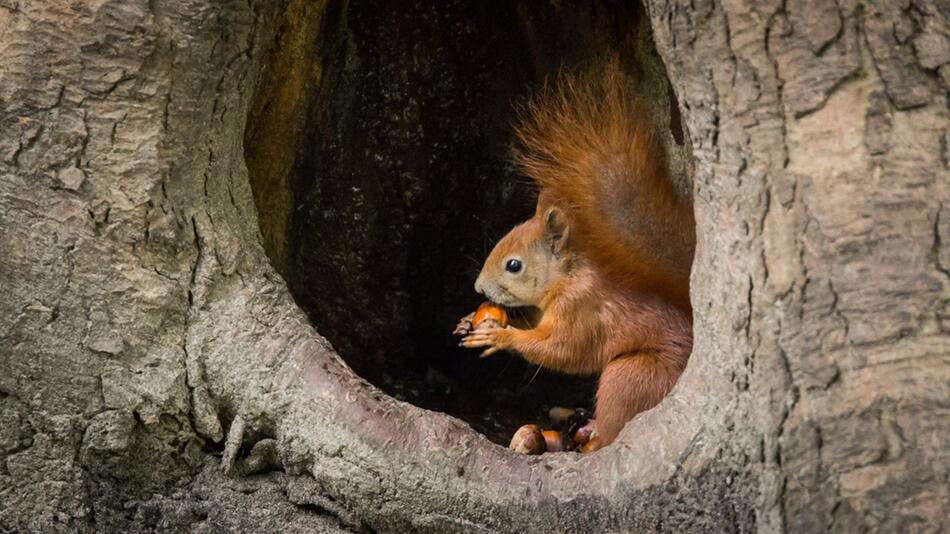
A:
543;206;569;255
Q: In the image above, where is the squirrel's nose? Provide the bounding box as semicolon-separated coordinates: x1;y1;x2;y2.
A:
474;276;485;296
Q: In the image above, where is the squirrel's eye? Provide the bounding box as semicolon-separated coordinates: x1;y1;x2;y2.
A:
505;258;523;273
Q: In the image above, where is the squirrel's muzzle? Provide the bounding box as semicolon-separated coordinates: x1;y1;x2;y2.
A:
474;276;486;296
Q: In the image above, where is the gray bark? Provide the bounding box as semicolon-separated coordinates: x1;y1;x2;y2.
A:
0;1;946;533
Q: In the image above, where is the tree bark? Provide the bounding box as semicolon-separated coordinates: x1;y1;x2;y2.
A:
0;1;946;533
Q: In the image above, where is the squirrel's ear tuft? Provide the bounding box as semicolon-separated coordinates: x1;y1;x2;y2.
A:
543;206;569;255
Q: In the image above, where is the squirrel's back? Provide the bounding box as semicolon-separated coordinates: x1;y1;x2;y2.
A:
515;65;695;310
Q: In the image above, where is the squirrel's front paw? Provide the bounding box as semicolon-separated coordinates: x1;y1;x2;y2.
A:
459;327;510;357
452;312;476;336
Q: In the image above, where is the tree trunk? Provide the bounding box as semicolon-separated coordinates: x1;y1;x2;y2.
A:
0;1;946;533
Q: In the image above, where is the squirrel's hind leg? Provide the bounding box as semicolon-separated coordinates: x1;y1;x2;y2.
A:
594;352;680;445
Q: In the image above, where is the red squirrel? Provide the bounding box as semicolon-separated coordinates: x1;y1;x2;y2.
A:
460;65;695;450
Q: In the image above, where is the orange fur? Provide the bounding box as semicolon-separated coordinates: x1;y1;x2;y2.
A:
463;65;694;447
517;64;695;311
480;259;691;444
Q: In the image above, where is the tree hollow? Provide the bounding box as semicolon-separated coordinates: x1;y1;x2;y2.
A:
245;0;693;445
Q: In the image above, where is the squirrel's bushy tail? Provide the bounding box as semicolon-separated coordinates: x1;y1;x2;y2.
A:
515;63;695;309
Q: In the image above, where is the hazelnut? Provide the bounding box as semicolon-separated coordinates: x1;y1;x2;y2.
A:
472;301;509;329
509;424;545;455
541;430;571;452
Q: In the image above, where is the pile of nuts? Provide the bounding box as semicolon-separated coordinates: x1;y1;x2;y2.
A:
509;407;598;454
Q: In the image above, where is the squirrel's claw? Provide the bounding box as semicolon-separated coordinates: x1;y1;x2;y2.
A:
460;328;507;357
452;312;476;336
459;332;491;348
452;321;472;337
459;328;505;352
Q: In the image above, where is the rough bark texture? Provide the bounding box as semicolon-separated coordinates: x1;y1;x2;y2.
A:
651;0;950;530
0;1;946;534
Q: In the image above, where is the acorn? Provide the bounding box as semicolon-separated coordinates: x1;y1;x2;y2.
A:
471;301;509;330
